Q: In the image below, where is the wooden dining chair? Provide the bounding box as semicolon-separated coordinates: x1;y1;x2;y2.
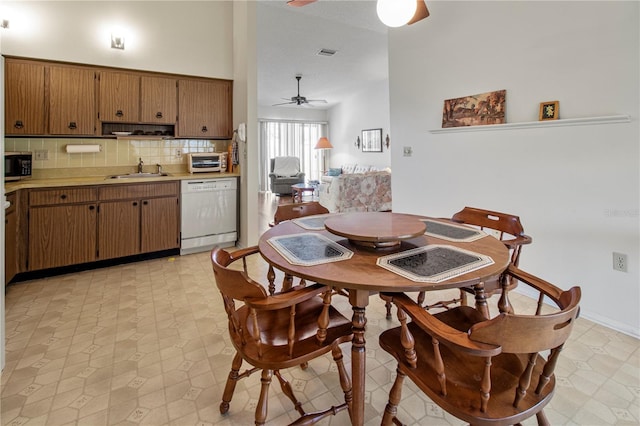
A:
211;246;353;426
268;201;331;294
420;206;532;314
272;201;329;227
379;265;581;426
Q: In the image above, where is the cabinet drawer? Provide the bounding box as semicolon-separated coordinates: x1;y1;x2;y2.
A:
99;181;179;201
29;187;98;206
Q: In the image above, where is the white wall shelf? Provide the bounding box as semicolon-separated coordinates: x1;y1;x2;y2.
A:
429;115;631;134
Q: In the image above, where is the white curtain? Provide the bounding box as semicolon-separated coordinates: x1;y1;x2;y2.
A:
258;120;328;192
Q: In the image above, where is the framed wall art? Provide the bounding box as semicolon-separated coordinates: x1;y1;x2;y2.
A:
361;128;383;152
539;101;559;121
442;89;506;128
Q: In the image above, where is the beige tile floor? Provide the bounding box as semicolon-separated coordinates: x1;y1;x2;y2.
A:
2;250;639;425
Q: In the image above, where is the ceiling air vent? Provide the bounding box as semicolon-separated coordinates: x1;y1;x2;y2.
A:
317;48;337;57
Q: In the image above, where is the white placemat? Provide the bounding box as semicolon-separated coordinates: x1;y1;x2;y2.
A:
267;233;353;266
377;244;494;283
422;219;487;242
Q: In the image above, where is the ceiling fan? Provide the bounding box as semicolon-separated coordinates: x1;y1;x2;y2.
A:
287;0;430;26
272;75;328;107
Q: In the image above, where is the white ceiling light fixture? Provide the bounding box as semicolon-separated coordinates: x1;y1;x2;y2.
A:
377;0;430;27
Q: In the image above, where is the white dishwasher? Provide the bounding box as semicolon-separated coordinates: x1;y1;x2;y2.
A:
180;178;237;255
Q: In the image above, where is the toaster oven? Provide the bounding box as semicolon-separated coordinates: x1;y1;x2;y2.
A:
187;152;227;173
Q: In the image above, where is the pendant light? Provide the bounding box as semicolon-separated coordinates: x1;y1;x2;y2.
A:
377;0;430;27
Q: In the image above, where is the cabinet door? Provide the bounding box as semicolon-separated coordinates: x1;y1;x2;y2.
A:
140;197;179;253
141;76;177;124
177;79;232;138
98;200;140;260
99;71;140;122
5;199;17;284
28;204;97;270
49;66;96;135
5;60;46;135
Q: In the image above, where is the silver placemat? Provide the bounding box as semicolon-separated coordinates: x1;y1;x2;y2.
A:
422;219;487;242
377;244;494;283
267;233;353;266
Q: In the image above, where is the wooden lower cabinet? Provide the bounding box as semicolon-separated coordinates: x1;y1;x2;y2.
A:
5;193;18;284
25;182;180;271
28;204;97;270
98;200;141;260
141;197;180;253
98;195;179;260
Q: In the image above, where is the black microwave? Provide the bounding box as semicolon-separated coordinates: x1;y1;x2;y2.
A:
5;151;32;181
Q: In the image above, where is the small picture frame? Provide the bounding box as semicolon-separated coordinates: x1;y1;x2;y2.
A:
361;128;383;152
539;101;559;121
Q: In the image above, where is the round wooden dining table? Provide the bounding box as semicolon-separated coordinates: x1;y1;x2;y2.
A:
258;212;509;426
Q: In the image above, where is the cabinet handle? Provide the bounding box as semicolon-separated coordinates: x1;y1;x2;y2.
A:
68;121;77;130
14;120;24;129
143;201;148;205
89;205;95;210
156;112;163;119
60;194;67;200
201;126;208;133
116;110;124;117
132;202;138;206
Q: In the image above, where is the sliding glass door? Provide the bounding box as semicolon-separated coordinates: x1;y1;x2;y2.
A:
258;120;328;192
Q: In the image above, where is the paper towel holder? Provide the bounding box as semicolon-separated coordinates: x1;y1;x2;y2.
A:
66;144;102;153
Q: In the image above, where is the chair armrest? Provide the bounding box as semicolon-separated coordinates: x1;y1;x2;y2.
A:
502;234;533;250
503;265;579;310
246;283;331;310
227;246;260;261
381;292;501;356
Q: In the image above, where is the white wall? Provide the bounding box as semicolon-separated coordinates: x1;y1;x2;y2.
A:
328;79;391;169
388;1;639;336
1;1;233;78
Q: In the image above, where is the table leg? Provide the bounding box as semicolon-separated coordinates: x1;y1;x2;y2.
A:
349;289;369;426
473;282;490;319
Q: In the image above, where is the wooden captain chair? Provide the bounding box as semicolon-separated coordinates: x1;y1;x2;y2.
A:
211;246;353;426
380;265;581;426
420;206;532;314
268;201;330;294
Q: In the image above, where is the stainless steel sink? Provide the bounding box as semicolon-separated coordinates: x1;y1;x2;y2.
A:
107;172;171;179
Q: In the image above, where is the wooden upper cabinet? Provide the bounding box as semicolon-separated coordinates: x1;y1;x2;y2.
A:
49;66;96;135
140;76;177;124
177;79;232;139
5;60;46;135
99;71;140;122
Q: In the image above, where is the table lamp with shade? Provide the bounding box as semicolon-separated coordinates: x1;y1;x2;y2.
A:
314;136;333;179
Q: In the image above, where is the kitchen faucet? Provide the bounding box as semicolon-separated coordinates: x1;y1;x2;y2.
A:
156;163;163;174
138;158;144;173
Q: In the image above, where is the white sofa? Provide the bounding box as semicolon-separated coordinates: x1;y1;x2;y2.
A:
318;169;392;213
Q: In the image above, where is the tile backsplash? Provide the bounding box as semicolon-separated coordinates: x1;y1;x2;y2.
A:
5;137;229;174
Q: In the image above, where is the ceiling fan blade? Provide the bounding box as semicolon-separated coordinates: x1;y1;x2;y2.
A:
286;0;317;7
272;101;296;106
408;0;430;25
306;99;328;104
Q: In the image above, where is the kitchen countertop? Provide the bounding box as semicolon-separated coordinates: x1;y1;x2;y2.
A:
4;171;241;194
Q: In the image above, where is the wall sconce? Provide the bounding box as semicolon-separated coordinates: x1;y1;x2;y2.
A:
355;136;361;149
385;134;390;149
111;33;125;50
1;19;9;29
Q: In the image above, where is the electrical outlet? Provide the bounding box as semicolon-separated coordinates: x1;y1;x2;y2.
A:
403;146;413;157
613;252;627;272
35;149;49;160
175;149;182;158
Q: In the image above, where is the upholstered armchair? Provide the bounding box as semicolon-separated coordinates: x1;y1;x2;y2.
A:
269;157;305;195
